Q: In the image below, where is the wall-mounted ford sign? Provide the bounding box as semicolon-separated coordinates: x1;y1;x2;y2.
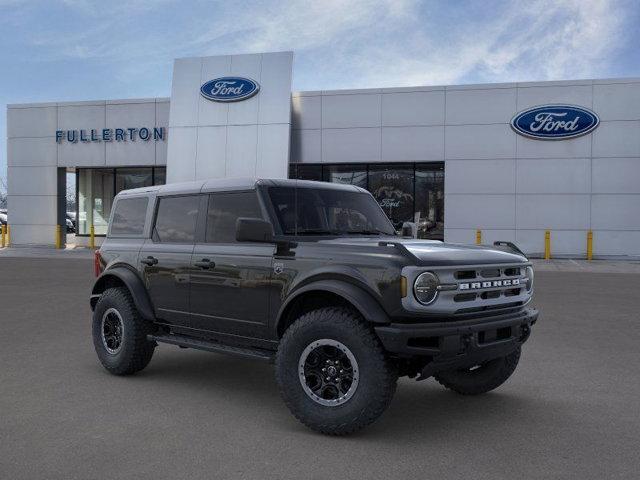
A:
200;77;260;102
511;105;599;140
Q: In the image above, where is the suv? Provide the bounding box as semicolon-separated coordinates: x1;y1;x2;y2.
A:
90;178;538;435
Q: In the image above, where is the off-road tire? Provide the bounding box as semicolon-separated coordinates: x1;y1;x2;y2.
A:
434;347;521;395
275;307;397;436
92;287;155;375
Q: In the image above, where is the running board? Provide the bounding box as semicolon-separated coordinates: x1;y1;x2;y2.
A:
148;333;274;363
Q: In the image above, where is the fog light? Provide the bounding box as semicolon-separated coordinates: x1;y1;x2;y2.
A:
414;272;439;305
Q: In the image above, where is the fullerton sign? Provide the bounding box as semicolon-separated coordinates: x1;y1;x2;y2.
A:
55;127;165;143
510;105;599;140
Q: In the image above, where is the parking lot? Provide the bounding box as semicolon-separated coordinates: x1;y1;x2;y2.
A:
1;254;639;479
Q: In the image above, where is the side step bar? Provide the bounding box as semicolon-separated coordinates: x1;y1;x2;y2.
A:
148;333;275;363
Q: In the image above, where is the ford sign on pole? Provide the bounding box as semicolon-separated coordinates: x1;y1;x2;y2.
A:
511;105;599;140
200;77;260;102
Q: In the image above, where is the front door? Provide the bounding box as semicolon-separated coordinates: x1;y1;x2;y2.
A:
139;194;200;326
188;191;274;339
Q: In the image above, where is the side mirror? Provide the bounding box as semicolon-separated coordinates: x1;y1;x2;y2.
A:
236;217;274;243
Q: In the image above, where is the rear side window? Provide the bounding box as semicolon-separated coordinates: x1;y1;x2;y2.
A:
110;197;148;236
206;192;263;243
153;195;200;243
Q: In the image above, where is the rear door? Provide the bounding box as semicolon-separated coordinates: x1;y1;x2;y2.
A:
189;191;274;339
139;194;200;326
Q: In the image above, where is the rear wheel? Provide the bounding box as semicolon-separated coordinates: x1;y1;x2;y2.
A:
92;287;155;375
275;307;397;435
434;348;521;395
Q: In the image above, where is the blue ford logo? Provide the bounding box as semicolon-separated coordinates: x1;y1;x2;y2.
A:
200;77;260;102
511;105;599;140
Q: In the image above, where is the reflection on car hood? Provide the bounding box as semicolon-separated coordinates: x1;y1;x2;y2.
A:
316;237;527;266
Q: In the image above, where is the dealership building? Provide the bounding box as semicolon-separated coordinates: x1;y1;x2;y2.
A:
6;51;640;257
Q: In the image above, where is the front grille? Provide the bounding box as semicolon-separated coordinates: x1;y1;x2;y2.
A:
401;262;532;318
449;265;529;314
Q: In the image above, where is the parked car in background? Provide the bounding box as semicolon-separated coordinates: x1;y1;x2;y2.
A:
0;210;72;233
65;212;76;233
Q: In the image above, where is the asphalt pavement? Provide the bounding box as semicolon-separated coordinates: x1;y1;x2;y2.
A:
1;256;639;479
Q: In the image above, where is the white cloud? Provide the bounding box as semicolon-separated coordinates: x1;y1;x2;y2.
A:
16;0;632;88
472;0;626;81
0;0;632;185
331;0;627;88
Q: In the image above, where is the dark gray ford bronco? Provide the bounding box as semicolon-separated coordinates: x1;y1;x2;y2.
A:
91;178;538;435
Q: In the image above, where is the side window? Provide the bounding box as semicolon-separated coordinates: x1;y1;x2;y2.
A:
110;197;148;236
206;192;263;243
268;187;296;234
153;195;200;243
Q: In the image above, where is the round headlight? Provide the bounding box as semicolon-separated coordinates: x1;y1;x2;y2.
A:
525;266;534;293
414;272;439;305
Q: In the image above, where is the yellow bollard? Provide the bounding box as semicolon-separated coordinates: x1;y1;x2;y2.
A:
6;224;10;246
475;229;482;245
89;224;95;249
1;224;5;248
55;225;62;249
544;230;551;260
587;230;593;261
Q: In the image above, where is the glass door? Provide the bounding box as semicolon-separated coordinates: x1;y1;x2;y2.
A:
367;164;414;232
415;164;444;240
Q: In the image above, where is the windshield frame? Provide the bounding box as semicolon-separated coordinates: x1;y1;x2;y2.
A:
259;183;396;239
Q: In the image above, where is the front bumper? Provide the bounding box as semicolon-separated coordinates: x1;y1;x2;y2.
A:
375;307;538;379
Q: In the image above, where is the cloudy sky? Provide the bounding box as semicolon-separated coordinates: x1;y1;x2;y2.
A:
1;0;639;188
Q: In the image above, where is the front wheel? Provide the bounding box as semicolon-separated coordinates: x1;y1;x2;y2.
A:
275;307;397;436
434;347;521;395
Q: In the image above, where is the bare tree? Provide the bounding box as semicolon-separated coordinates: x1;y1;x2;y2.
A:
66;172;76;212
0;176;7;209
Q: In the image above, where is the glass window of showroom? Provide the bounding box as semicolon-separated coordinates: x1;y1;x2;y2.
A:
76;167;166;236
289;162;444;240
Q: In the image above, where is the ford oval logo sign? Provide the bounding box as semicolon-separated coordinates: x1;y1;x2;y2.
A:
511;105;599;140
200;77;260;102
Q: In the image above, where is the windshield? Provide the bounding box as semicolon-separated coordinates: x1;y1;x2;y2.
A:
267;186;396;236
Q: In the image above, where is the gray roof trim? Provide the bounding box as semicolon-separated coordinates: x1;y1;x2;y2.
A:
116;177;366;199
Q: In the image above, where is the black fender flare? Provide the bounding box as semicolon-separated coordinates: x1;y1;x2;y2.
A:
90;267;155;321
276;279;390;334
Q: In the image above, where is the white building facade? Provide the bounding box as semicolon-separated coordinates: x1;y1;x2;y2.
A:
6;52;640;258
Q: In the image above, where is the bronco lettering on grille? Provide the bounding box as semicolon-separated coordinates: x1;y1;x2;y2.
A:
459;279;520;290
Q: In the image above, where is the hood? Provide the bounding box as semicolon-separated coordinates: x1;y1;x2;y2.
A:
316;237;527;266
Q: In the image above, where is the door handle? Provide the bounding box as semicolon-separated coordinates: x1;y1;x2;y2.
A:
141;256;158;266
194;258;214;269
